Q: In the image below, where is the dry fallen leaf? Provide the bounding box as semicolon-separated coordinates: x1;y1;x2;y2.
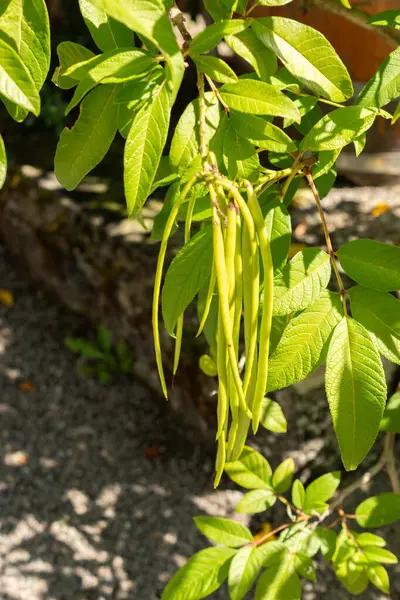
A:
0;289;14;307
252;522;276;543
18;381;37;392
145;445;161;460
372;202;390;217
294;222;308;237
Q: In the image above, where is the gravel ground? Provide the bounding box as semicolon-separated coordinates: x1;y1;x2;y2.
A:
0;241;398;600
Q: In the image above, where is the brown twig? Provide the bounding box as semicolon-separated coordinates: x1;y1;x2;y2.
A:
169;4;192;51
329;433;399;513
305;167;348;314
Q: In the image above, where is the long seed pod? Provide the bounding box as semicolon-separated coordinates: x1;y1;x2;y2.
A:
153;175;199;397
216;301;229;440
214;431;226;488
245;180;274;433
225;201;239;423
173;192;197;375
210;186;251;419
217;179;259;396
196;263;216;337
227;213;244;456
228;347;258;461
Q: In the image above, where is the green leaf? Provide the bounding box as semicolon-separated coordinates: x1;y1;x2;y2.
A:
356;533;386;548
190;19;249;54
194;516;253;547
312;149;340;179
363;546;398;564
267;291;343;391
236;489;276;514
90;0;184;101
357;46;400;108
294;554;316;582
52;42;95;89
354;132;367;157
314;528;337;560
55;85;118;191
259;541;288;567
0;0;50;93
252;17;353;102
225;29;277;80
356;493;400;528
223;119;260;182
124;83;171;216
192;54;237;84
257;0;294;5
170;92;220;173
336;562;369;595
272;458;294;494
392;101;400;124
368;9;400;29
225;446;273;489
304;472;341;513
338;239;400;292
367;564;390;594
79;0;132;51
315;165;337;200
292;480;305;510
203;0;232;22
117;101;134;139
97;326;113;352
301;106;376;151
0;37;40;115
228;546;265;600
0;134;6;189
230;111;296;153
381;391;400;433
65;337;105;359
220;80;300;120
259;397;287;433
283;95;317;128
161;546;235;600
255;562;301;600
263;202;292;271
348;286;400;365
326;316;387;471
162;226;214;335
272;248;331;316
65;49;156;114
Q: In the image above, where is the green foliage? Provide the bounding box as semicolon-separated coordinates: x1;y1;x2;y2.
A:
356;493;400;528
4;1;400;597
65;326;132;384
325;316;387;471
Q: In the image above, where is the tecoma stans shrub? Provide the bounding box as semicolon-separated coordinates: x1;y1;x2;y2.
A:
1;1;400;597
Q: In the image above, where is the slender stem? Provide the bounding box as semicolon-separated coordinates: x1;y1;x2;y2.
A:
305;167;348;314
197;70;208;163
295;90;344;109
169;4;192;50
330;432;398;512
245;1;260;17
280;154;303;203
251;517;308;548
205;74;229;112
384;433;400;493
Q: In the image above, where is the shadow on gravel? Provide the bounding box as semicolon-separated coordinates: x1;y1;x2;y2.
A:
0;246;398;600
0;247;245;600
